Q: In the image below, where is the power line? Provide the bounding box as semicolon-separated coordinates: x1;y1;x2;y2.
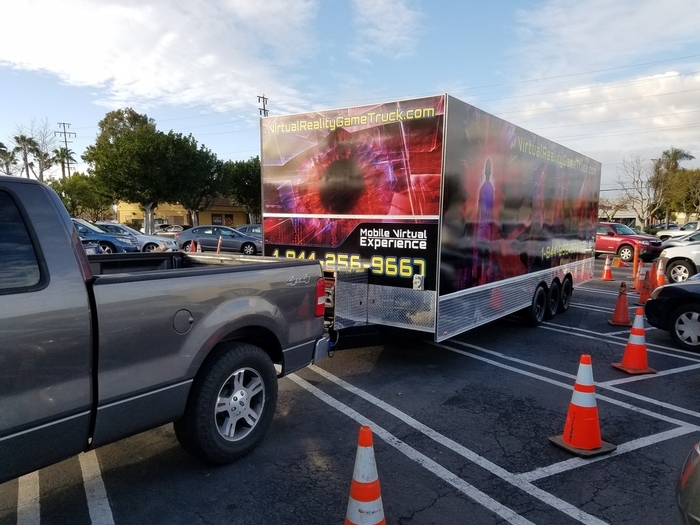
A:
258;94;269;117
54;122;76;177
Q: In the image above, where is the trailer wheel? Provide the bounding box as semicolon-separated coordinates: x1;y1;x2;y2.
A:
174;342;278;464
544;281;560;320
524;284;547;326
558;277;573;313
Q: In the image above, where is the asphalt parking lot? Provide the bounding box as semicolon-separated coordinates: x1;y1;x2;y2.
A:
1;259;698;525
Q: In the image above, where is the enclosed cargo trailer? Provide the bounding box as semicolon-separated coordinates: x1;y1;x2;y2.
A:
260;94;600;342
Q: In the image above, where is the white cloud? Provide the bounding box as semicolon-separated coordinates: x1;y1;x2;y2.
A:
0;0;319;112
348;0;424;62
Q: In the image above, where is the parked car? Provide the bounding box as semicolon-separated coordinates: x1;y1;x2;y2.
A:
595;222;664;262
175;225;263;255
656;220;700;241
677;440;700;523
80;238;100;255
154;224;191;238
645;276;700;351
71;218;140;253
662;230;700;249
235;224;262;238
95;222;178;252
651;221;678;230
659;243;700;283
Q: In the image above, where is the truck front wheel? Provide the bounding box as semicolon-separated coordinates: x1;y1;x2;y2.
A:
174;342;278;464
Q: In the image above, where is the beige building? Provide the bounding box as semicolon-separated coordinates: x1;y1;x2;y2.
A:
117;198;249;229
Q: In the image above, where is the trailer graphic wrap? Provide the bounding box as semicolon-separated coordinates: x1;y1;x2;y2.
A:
261;95;445;292
439;96;600;296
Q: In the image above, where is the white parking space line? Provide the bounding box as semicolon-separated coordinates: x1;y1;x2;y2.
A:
78;451;114;525
576;287;634;297
600;362;700;386
541;323;700;361
16;472;40;525
447;340;700;421
295;370;609;525
288;374;539;525
570;302;616;313
519;426;698;482
433;342;700;430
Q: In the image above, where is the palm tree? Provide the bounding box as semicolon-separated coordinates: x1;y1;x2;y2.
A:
661;147;695;172
13;135;39;179
53;147;77;178
0;145;18;176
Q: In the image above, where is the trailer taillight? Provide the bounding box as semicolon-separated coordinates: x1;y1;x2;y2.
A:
315;278;325;317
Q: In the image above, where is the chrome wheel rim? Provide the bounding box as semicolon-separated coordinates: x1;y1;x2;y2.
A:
670;265;689;282
215;367;265;442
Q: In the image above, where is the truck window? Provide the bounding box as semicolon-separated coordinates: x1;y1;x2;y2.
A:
0;191;42;293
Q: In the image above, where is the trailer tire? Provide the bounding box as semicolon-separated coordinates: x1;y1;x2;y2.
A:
524;284;547;327
544;281;560;320
174;342;278;465
558;277;573;313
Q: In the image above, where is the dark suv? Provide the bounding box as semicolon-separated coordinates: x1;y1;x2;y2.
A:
595;222;663;262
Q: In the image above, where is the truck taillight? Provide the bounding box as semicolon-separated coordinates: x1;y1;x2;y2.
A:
315;278;325;317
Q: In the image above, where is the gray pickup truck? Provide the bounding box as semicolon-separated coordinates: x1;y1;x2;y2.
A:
0;175;329;483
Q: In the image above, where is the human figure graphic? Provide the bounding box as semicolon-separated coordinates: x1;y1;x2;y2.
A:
475;158;494;284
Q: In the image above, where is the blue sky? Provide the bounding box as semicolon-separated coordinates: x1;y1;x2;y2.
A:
1;0;699;191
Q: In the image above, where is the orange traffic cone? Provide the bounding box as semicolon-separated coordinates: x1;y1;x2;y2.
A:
649;261;658;290
189;240;197;252
608;282;632;326
635;269;652;306
656;259;666;287
345;426;386;525
632;262;645;290
196;240;202;253
612;308;656;374
599;255;614;281
216;235;223;254
549;354;616;456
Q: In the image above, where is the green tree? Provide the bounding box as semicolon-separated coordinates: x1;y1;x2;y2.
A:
49;172;113;219
53;147;76;178
168;133;223;227
84;109;167;232
13;134;38;179
222;156;262;223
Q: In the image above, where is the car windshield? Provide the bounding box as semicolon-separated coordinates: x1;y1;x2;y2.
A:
76;220;107;234
610;224;636;235
118;224;141;236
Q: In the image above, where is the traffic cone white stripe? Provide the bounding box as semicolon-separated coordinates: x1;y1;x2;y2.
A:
575;363;594;386
353;447;379;483
345;497;385;525
628;333;645;345
571;390;597;408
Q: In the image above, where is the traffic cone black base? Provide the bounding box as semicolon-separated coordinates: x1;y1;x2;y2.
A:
549;435;617;457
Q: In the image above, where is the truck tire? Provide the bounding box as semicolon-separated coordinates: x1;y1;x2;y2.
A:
174;342;278;464
669;304;700;352
667;260;694;283
558;277;573;313
617;244;634;262
544;281;560;320
524;284;547;326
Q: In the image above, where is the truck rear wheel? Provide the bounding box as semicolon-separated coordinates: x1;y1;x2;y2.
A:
524;284;547;326
544;281;560;320
174;342;278;464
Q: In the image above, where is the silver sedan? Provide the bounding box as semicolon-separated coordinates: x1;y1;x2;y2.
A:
175;225;262;255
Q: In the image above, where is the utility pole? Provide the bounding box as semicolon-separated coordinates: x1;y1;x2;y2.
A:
257;95;269;117
55;122;76;177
